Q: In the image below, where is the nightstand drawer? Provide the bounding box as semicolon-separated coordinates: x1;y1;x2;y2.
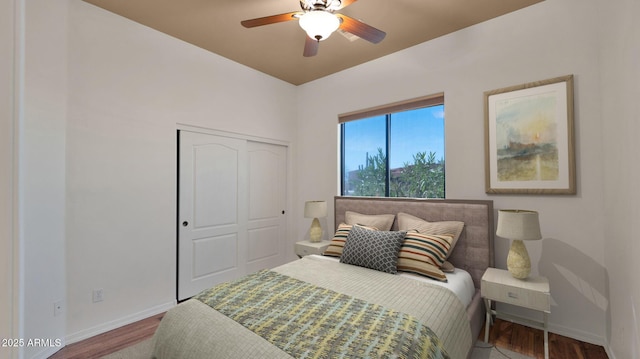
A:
481;280;550;312
295;240;329;257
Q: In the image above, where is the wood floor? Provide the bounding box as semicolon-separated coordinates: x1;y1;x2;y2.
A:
48;313;164;359
480;318;609;359
49;314;608;359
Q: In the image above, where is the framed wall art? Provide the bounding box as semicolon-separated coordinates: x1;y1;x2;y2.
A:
484;75;576;194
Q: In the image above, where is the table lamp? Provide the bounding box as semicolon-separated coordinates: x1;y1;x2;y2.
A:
304;200;327;243
496;209;542;279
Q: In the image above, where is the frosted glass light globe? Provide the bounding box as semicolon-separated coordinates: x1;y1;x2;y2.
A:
299;11;340;41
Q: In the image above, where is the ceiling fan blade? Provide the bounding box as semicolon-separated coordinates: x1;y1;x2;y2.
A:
241;11;302;28
303;36;319;57
335;0;358;10
335;14;386;44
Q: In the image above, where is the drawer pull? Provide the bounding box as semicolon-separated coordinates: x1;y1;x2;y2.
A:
508;292;519;299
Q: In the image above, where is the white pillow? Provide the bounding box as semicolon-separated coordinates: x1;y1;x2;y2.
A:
345;211;395;231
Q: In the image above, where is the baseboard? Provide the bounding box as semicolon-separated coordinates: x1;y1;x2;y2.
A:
65;300;176;344
547;321;606;347
28;346;62;359
604;345;617;359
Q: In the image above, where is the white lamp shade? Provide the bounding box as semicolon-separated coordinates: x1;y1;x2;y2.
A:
496;210;542;241
304;201;327;218
298;11;340;41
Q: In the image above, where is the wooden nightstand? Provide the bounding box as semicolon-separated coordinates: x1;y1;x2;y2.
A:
295;240;330;257
481;267;551;359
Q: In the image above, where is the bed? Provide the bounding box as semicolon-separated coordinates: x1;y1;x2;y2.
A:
152;197;494;359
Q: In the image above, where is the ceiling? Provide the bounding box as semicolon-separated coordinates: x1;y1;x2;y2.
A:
82;0;543;85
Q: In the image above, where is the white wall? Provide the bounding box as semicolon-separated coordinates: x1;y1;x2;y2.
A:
19;0;68;357
12;0;639;356
600;0;640;357
1;0;17;358
64;0;297;343
296;0;608;345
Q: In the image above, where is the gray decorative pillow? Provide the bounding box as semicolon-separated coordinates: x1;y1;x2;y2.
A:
340;225;406;274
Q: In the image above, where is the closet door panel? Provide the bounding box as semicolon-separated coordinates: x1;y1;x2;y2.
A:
245;141;287;273
178;130;247;301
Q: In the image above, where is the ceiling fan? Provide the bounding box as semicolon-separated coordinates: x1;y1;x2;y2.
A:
241;0;386;57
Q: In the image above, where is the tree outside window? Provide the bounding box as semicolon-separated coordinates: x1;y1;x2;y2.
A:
340;97;445;198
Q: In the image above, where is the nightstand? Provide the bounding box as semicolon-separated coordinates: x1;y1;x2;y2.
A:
295;240;330;257
481;267;551;359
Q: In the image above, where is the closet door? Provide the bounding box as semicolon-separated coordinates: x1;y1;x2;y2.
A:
178;130;248;301
246;141;287;273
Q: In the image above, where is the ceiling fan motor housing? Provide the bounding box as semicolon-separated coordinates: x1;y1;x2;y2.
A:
300;0;341;11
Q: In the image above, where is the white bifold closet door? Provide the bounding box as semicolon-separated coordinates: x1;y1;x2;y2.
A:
178;130;287;301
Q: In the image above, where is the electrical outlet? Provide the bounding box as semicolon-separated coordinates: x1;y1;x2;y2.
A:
92;288;104;303
53;300;64;316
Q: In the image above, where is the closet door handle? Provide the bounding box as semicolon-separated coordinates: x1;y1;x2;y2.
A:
182;221;189;227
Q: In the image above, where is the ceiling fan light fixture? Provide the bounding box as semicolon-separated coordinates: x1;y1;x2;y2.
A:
299;10;340;41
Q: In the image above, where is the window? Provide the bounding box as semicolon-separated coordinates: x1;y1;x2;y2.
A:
340;94;445;198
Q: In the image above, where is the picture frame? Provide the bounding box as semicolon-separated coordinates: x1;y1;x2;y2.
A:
484;75;576;194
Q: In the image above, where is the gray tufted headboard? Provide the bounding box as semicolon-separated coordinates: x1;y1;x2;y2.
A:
334;196;494;289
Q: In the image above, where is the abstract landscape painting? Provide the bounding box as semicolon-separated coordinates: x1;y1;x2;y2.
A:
484;75;576;194
495;91;559;182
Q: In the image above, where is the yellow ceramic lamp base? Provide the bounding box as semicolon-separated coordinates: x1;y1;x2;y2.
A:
309;218;322;243
507;239;531;279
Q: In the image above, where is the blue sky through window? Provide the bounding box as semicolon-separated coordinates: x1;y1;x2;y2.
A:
342;105;444;174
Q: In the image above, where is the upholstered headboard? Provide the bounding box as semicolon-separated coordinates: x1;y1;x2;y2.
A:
334;196;494;289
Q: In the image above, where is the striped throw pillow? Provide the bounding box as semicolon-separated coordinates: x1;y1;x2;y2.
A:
398;261;448;282
397;232;453;282
322;223;378;257
397;212;464;260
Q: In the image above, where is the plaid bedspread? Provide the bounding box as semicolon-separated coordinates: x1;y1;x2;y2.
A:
194;270;450;359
